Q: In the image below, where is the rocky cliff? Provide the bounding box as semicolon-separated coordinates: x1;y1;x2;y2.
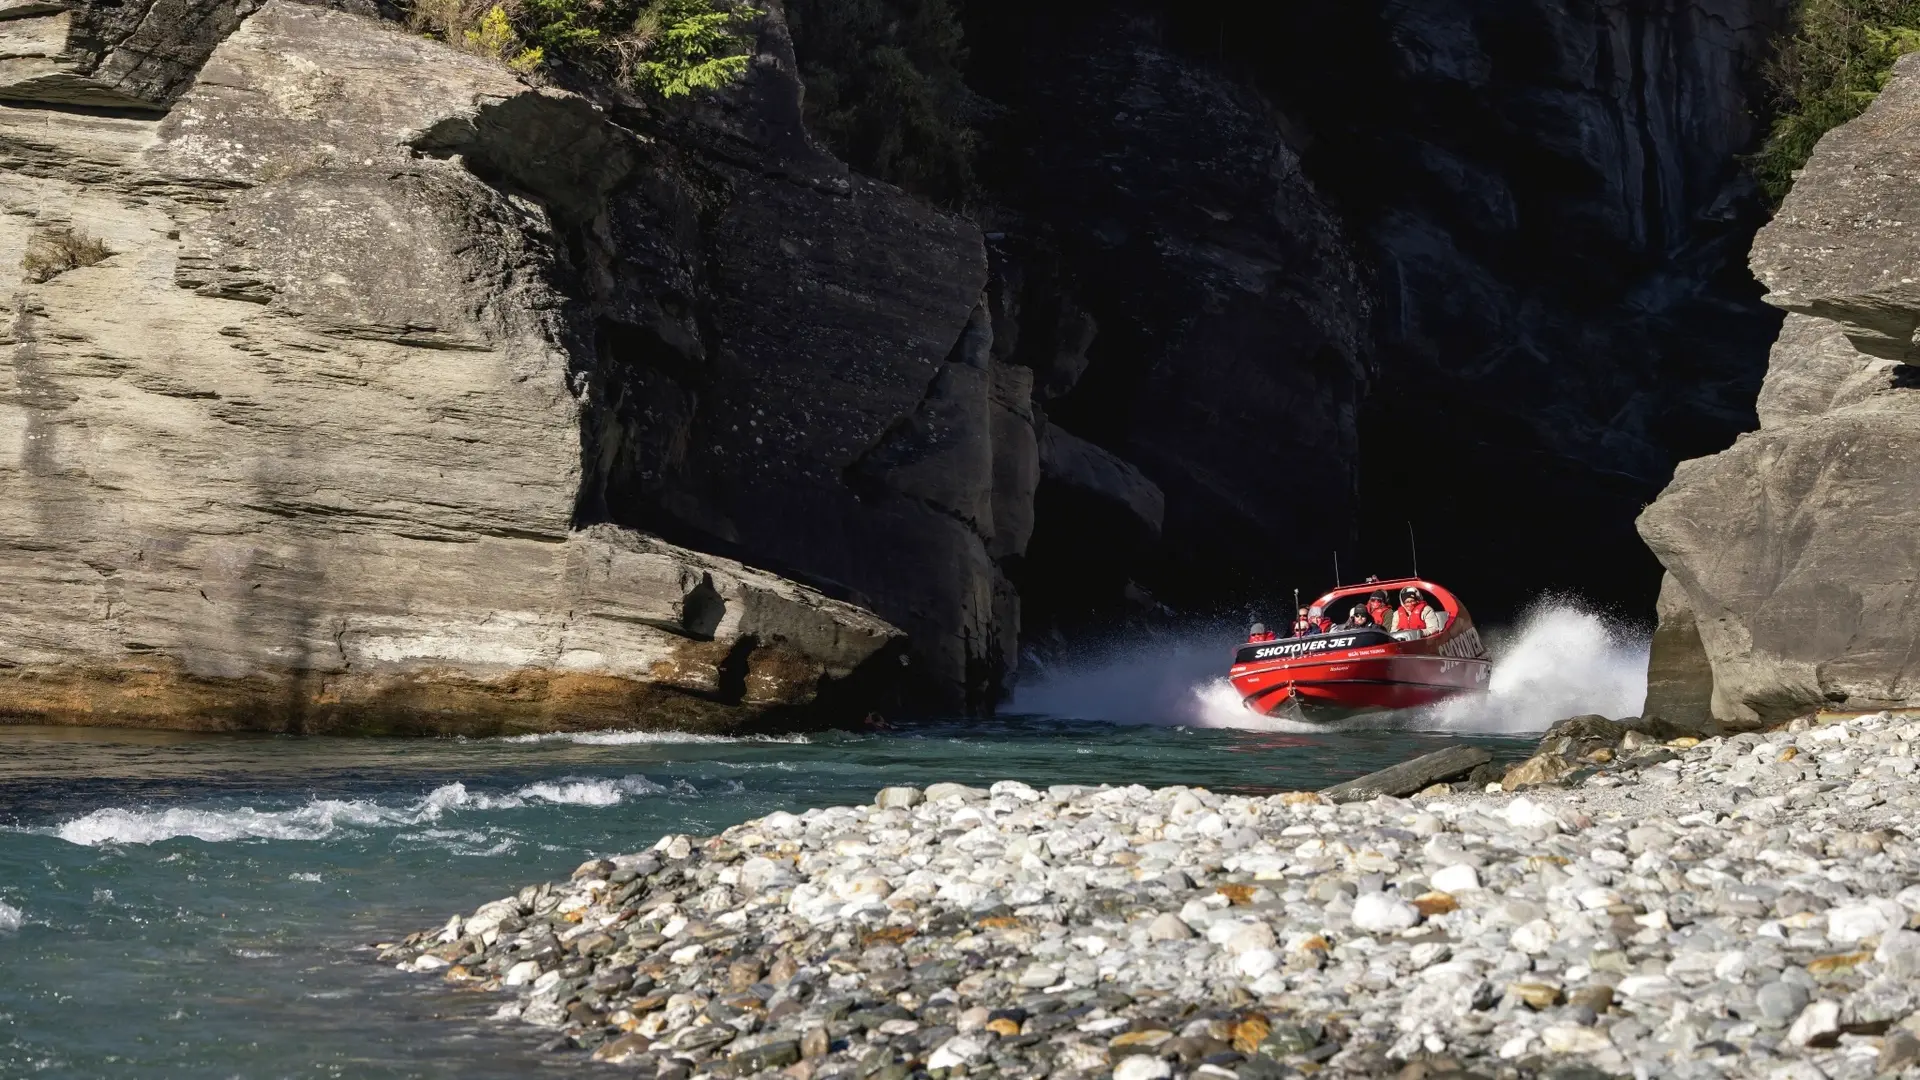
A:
0;0;911;732
0;0;1810;728
1638;52;1920;728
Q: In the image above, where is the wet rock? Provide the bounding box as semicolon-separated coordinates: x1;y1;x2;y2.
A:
875;787;923;810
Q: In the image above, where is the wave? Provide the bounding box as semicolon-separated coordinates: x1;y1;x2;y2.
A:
0;900;21;932
1009;598;1647;736
489;730;811;746
1007;627;1240;727
45;775;672;847
1413;601;1647;733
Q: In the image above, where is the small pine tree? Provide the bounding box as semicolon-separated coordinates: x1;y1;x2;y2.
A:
633;0;759;96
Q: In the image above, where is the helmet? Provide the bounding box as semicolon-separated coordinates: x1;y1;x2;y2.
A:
1249;622;1266;635
1401;586;1421;601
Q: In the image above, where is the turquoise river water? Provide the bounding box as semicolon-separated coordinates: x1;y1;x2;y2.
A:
0;718;1538;1078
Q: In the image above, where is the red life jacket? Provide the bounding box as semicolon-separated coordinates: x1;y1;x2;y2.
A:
1313;617;1333;633
1367;599;1390;625
1396;600;1430;631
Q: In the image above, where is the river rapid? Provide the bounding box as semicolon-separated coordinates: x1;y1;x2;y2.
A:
0;603;1642;1078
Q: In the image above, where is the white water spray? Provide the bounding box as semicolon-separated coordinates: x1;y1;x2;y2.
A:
1007;599;1648;734
1412;601;1648;733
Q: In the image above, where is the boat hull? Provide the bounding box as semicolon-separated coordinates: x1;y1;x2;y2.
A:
1230;651;1490;720
1226;578;1493;722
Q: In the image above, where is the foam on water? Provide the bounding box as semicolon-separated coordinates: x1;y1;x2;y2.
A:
489;730;811;746
0;900;22;932
1009;598;1647;735
1007;627;1240;727
46;775;674;847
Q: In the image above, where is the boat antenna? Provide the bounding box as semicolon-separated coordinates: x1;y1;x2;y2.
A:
1293;587;1300;612
1333;550;1341;588
1407;521;1420;579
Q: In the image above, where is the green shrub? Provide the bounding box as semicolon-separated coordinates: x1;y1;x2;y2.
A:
410;0;757;97
786;0;975;204
1758;0;1920;203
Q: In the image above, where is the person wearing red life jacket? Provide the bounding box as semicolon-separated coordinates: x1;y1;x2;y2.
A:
1391;586;1445;639
1366;591;1392;629
1307;604;1334;634
1246;622;1277;643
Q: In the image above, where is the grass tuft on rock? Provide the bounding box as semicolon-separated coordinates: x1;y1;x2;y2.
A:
21;225;112;284
408;0;758;96
1758;0;1920;204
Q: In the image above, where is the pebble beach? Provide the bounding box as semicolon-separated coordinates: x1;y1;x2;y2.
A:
382;711;1920;1080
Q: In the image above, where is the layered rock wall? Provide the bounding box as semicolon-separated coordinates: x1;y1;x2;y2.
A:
1638;54;1920;727
0;1;906;732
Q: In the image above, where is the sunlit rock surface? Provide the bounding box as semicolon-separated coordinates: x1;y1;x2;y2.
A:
1640;54;1920;726
0;2;901;733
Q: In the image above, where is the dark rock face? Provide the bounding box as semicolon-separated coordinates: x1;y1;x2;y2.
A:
1639;54;1920;725
967;8;1372;627
561;12;1034;710
1328;0;1790;616
963;0;1786;625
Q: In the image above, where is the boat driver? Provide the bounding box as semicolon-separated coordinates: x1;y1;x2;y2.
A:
1390;586;1445;640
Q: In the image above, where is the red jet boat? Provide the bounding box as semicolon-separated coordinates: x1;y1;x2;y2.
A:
1228;578;1490;721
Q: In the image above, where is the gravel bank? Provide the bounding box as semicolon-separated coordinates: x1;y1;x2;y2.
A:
382;711;1920;1079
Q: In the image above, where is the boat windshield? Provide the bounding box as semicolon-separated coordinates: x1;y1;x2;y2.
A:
1316;585;1451;633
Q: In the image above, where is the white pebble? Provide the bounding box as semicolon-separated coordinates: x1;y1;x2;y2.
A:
1430;864;1480;892
1113;1056;1173;1080
1352;893;1420;933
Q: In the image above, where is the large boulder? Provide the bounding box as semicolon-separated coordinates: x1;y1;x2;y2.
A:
1638;54;1920;727
1642;572;1717;732
0;1;903;734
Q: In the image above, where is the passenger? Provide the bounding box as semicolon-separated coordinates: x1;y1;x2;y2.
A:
1290;607;1314;638
1390;586;1445;639
1246;622;1277;643
1344;607;1372;630
1366;590;1392;629
1308;604;1334;634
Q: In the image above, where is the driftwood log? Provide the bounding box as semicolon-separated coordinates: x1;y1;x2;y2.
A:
1319;745;1492;803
